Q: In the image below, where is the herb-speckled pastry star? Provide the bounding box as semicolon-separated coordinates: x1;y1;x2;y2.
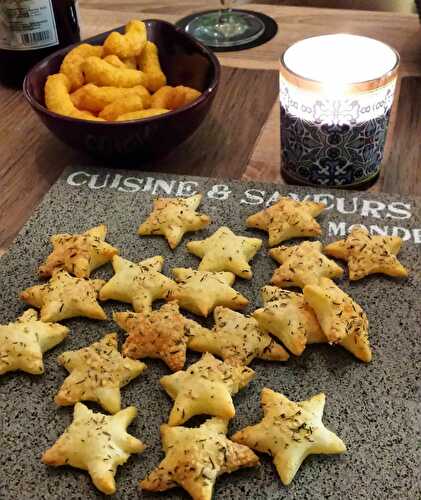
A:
270;241;343;288
303;278;372;362
186;226;262;279
38;224;118;278
0;309;69;375
160;353;255;425
140;417;259;500
231;388;346;485
168;268;248;317
246;197;326;246
114;302;193;372
253;286;325;356
188;306;289;365
99;255;175;312
55;333;146;413
20;269;106;322
324;226;408;280
138;193;211;249
42;403;145;495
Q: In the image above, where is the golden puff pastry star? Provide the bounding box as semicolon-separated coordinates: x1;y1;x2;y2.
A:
231;388;346;485
55;333;146;413
188;306;289;366
303;278;372;362
253;286;325;356
324;226;408;281
138;193;211;249
99;255;175;312
20;269;106;322
140;417;259;500
160;353;255;425
42;402;145;495
246;197;326;246
186;226;262;280
114;302;193;372
270;241;343;289
168;268;248;317
38;224;118;278
0;309;69;375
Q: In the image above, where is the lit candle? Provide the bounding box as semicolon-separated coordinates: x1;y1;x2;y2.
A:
279;34;399;187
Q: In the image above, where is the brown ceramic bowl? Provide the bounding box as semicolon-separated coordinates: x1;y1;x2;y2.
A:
23;20;220;160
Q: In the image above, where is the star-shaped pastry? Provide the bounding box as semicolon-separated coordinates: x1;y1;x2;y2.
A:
99;255;175;312
324;226;408;281
269;241;343;288
188;306;289;365
0;309;69;375
38;224;119;278
20;269;106;322
186;226;262;280
55;333;146;413
42;402;145;495
168;268;248;317
253;286;324;356
303;278;372;362
160;353;255;425
231;388;346;485
114;302;193;372
140;417;259;500
246;197;326;246
138;193;211;249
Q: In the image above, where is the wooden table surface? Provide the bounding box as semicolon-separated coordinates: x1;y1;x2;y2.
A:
0;2;420;255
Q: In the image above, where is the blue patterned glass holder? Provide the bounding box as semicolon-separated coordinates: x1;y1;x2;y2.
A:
279;35;400;188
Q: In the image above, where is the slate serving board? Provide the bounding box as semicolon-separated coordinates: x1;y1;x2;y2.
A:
0;166;420;500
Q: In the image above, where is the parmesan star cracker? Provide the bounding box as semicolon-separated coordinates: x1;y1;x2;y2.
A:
324;226;408;280
253;286;325;356
138;193;211;249
114;302;193;372
55;333;146;413
186;226;262;279
99;255;175;312
168;268;249;317
303;278;372;362
160;353;255;425
0;309;68;375
231;388;346;485
42;403;145;495
246;197;326;246
140;417;259;500
270;241;343;288
20;269;106;322
38;224;118;278
188;306;289;365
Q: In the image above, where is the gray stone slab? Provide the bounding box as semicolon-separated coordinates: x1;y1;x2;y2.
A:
0;166;420;500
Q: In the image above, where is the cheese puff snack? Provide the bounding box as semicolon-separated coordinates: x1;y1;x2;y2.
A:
137;41;167;92
99;94;145;121
123;56;137;69
103;54;127;69
83;56;148;88
60;43;103;91
151;85;201;110
116;108;169;121
103;20;147;59
45;74;104;121
71;84;151;113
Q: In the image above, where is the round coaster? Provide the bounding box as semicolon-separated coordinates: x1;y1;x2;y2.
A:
176;9;278;52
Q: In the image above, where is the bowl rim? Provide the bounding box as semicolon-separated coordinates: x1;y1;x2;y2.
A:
23;18;220;126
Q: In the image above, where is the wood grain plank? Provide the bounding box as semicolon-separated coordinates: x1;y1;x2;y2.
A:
381;77;421;196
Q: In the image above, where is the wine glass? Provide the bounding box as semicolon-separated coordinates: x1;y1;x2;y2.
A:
185;0;265;48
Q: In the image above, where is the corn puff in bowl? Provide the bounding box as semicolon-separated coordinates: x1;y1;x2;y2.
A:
23;19;220;159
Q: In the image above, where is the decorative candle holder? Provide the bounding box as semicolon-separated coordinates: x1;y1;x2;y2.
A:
279;34;400;188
